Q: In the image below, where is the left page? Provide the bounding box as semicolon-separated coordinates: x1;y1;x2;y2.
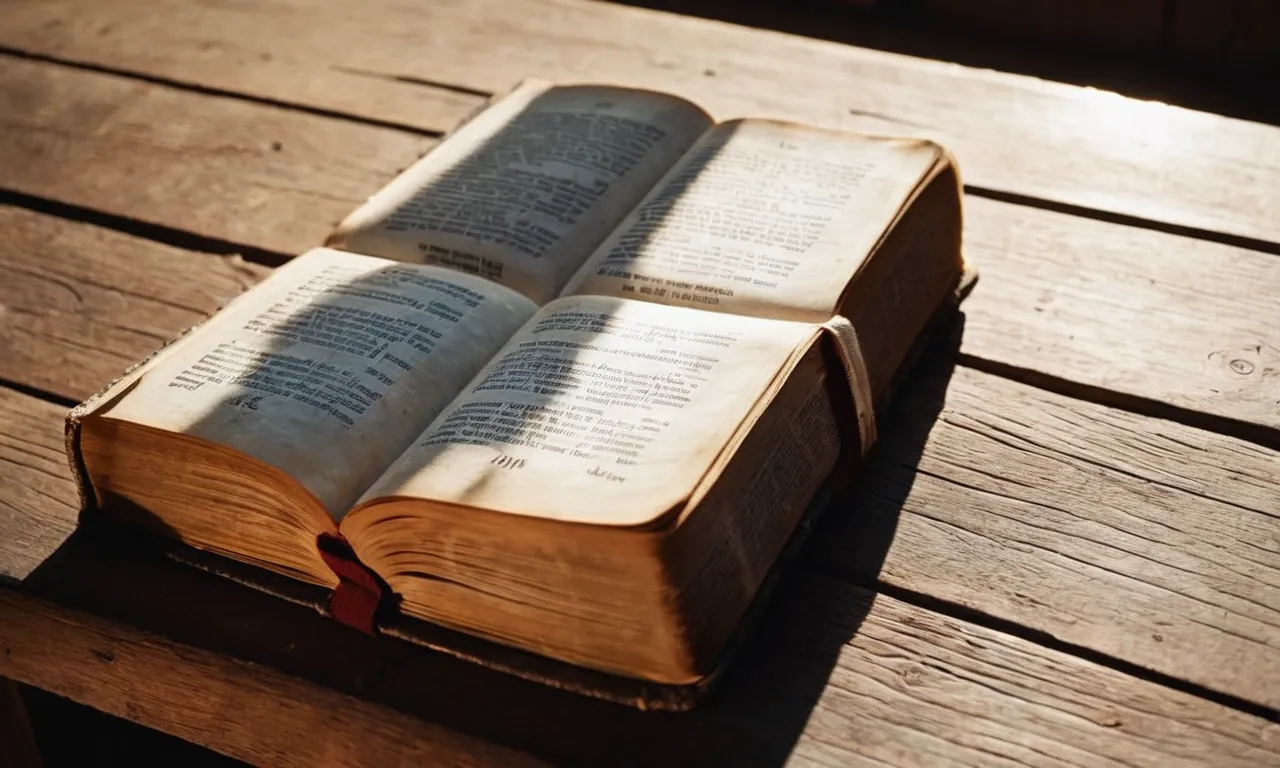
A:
98;248;536;519
350;295;821;528
327;80;714;305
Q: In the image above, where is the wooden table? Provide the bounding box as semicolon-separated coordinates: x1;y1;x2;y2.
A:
1;0;1278;764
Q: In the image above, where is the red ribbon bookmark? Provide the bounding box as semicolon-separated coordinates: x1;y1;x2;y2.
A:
317;533;384;635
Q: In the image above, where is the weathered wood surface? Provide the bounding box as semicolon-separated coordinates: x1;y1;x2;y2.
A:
0;678;42;768
0;408;1275;768
3;0;1279;243
0;389;77;583
2;59;1278;440
2;0;1279;758
815;362;1280;710
1;42;1278;711
0;206;269;400
962;196;1280;442
0;54;434;255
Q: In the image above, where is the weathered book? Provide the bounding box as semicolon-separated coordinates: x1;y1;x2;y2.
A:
65;80;973;707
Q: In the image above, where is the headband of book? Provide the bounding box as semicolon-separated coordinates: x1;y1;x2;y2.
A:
821;316;877;457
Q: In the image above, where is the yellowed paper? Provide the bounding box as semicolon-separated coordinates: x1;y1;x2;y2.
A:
329;81;713;304
357;296;819;527
101;248;536;518
563;119;942;321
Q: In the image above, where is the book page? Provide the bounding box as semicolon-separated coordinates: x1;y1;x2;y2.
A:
328;81;713;305
354;296;820;527
562;120;944;321
99;248;536;519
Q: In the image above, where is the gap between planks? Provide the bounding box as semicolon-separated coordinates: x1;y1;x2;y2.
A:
871;581;1280;725
0;189;292;269
0;44;445;138
956;353;1280;453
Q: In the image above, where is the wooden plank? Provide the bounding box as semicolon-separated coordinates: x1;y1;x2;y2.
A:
814;361;1280;710
2;0;1278;243
0;447;1275;768
960;196;1280;441
0;679;41;768
0;55;435;256
0;389;77;583
0;205;270;401
0;591;544;768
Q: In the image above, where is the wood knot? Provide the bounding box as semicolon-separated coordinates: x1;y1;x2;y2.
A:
1207;345;1271;380
91;648;116;663
1230;359;1255;376
900;664;927;687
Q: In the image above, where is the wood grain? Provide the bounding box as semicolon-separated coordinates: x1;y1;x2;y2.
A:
0;206;270;401
2;0;1278;242
0;678;41;768
816;362;1280;710
0;54;435;255
0;390;76;583
0;591;544;768
961;196;1280;440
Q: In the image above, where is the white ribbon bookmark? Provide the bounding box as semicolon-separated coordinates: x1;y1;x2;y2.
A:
821;315;877;456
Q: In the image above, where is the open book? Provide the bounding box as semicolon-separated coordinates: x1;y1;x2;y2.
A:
67;80;968;688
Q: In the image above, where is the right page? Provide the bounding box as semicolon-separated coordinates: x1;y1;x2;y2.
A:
352;295;821;529
560;119;948;323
